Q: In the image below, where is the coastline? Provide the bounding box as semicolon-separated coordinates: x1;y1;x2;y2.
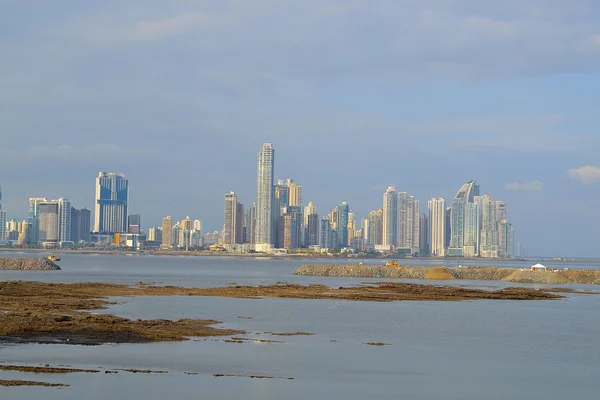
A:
1;247;599;264
294;264;600;285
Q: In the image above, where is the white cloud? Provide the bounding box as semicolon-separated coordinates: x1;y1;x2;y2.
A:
135;13;227;40
505;180;544;191
568;166;600;185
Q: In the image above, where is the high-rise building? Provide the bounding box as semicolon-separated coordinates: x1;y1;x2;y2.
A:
336;202;349;249
271;180;288;245
255;143;274;251
161;216;172;249
94;172;128;234
319;218;332;249
127;214;141;234
497;219;513;258
79;208;91;242
382;186;397;247
307;212;320;247
148;227;163;243
367;209;383;248
71;207;81;242
28;197;47;244
419;213;429;256
0;186;5;243
428;198;446;257
224;192;244;245
278;206;302;249
0;209;6;243
397;193;420;253
449;180;480;257
57;198;71;244
347;212;356;247
463;202;480;257
478;195;498;258
287;179;302;206
246;203;256;244
38;201;59;244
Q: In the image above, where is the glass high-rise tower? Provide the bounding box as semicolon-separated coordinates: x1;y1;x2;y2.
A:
255;143;274;251
94;172;128;234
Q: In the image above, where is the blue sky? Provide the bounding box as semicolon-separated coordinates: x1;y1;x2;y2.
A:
1;0;600;256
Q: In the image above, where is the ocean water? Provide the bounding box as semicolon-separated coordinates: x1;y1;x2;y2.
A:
1;253;600;399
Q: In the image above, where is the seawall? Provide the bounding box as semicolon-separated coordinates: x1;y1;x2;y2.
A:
0;258;61;271
293;264;600;285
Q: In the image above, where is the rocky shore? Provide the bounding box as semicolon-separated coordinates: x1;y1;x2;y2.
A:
294;264;600;285
0;280;566;345
0;258;61;271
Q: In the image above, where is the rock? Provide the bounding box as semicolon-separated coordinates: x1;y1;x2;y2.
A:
0;258;61;271
294;264;600;285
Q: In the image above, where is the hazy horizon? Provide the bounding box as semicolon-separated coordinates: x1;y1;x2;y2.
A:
2;1;600;257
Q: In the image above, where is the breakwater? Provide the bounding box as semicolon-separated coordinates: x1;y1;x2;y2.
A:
293;264;600;285
0;258;61;271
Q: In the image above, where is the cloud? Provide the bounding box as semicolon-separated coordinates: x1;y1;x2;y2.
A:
135;13;225;40
568;166;600;185
505;180;544;191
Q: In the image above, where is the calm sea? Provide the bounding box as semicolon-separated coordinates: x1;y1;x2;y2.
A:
1;253;599;399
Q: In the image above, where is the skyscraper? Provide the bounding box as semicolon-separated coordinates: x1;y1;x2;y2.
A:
224;192;244;246
79;208;91;242
272;180;288;247
463;202;480;257
57;198;71;244
28;197;47;244
0;186;5;243
307;211;320;247
428;198;446;257
336;202;349;249
419;213;429;256
161;216;172;249
319;218;332;249
246;203;256;244
287;179;302;207
382;186;397;247
497;219;513;258
255;143;274;251
397;193;420;253
71;207;81;242
38;201;59;244
0;210;6;243
128;214;141;234
450;180;480;256
367;209;383;248
94;172;128;234
478;195;498;258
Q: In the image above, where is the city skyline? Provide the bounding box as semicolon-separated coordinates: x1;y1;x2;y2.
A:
0;160;557;257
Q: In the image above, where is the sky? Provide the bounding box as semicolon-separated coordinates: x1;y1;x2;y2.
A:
1;0;600;257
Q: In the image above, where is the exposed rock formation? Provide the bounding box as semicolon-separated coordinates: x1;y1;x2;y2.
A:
0;258;61;271
294;264;600;285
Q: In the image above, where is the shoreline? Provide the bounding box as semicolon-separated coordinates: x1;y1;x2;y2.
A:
294;264;600;285
0;280;567;346
2;247;600;264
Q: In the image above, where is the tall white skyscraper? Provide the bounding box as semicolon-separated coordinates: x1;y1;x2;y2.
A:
94;172;128;234
463;202;480;257
478;195;498;258
428;198;446;257
58;198;72;244
382;186;397;247
255;143;274;251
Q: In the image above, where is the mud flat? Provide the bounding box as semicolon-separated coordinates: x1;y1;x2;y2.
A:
294;264;600;285
0;280;564;345
0;258;60;271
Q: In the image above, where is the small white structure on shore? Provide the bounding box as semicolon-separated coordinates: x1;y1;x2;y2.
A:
531;263;547;271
